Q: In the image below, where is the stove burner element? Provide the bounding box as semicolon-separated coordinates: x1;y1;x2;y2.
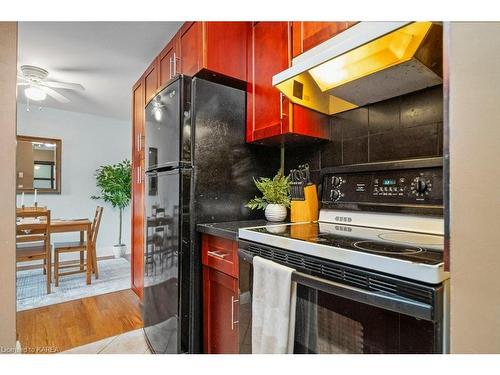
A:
353;241;424;255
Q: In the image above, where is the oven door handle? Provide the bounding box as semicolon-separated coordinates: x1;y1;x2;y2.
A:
238;249;433;321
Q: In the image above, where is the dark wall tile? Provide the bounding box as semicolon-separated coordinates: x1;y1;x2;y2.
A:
330;118;342;141
400;86;443;128
343;137;368;165
333;107;368;140
309;170;321;186
369;97;400;134
285;144;320;173
321;139;342;168
369;123;439;162
285;85;443;171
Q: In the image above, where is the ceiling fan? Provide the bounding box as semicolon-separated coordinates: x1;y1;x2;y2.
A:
17;65;84;103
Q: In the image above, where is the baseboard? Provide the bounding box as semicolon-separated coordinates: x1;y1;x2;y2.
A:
16;255;118;272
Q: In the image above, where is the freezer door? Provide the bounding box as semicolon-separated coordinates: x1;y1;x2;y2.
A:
145;79;181;169
143;169;181;354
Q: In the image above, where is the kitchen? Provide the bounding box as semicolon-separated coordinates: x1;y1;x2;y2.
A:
133;21;445;354
0;3;499;369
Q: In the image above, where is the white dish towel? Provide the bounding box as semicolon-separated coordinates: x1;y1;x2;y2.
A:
252;256;297;354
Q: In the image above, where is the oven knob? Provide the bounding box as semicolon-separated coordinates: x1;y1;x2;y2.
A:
332;176;341;187
412;177;431;196
415;177;428;194
330;189;340;201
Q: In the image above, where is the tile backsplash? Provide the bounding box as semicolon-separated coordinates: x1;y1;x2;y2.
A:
285;85;443;185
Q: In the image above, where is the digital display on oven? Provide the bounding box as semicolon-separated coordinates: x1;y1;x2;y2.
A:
382;179;397;186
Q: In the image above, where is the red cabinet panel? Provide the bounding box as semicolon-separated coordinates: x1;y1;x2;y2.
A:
246;22;291;143
159;38;180;87
203;266;239;354
131;78;145;300
179;21;248;82
179;22;201;77
144;58;159;104
246;21;330;143
201;235;238;278
292;21;357;58
292;105;330;139
204;22;249;82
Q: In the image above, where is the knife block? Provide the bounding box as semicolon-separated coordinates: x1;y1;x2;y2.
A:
291;184;319;223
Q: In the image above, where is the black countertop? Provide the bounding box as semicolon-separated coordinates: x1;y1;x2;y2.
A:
196;220;268;241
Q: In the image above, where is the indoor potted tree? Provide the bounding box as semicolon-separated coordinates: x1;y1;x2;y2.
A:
91;159;131;258
246;171;291;222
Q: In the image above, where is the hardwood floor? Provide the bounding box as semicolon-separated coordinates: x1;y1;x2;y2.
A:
17;289;143;353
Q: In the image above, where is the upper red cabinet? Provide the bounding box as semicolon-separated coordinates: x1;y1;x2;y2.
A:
159;38;180;87
144;58;159;105
157;22;249;88
246;22;290;143
292;21;358;58
246;22;330;144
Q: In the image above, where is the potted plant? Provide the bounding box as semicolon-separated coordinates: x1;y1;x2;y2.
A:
246;171;290;222
91;159;131;258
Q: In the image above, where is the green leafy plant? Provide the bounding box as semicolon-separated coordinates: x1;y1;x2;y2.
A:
245;171;291;210
91;159;131;246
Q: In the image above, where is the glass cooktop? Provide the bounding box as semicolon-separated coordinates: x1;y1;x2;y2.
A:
246;222;444;265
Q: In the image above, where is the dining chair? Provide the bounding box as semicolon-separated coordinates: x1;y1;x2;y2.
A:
16;208;52;294
53;206;103;286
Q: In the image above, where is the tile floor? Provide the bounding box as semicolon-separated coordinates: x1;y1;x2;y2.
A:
63;328;151;354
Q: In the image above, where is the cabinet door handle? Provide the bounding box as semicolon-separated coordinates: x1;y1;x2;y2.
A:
173;52;179;77
280;92;286;120
169;56;173;79
231;295;239;331
137;165;143;184
207;250;227;259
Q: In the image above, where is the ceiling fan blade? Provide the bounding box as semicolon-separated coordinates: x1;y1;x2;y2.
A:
39;86;70;103
43;80;85;91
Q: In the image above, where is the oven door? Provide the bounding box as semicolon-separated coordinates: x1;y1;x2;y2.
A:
238;242;447;354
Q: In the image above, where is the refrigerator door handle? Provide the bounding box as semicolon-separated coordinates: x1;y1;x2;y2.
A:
146;161;192;174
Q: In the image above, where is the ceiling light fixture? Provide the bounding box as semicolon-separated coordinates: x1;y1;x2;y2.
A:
24;86;47;101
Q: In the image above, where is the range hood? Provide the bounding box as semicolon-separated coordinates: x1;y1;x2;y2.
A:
272;22;442;115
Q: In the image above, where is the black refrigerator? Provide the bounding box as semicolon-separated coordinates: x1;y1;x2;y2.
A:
142;75;278;353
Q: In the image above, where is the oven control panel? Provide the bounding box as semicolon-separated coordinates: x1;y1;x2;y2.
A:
322;166;443;207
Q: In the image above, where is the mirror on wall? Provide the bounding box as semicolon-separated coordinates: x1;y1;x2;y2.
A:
16;135;61;194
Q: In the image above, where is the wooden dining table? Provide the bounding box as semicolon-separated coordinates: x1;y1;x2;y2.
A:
16;211;95;285
50;219;94;285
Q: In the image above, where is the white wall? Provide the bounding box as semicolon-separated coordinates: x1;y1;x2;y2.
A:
448;22;500;353
17;103;131;259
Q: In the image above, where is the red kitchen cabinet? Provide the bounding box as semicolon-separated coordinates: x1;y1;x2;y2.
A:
179;22;249;82
292;21;358;58
201;234;239;278
144;58;159;104
202;234;239;353
159;38;180;87
179;22;200;77
203;267;239;354
131;77;145;300
246;22;330;143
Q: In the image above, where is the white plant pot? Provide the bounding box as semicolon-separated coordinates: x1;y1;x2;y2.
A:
265;204;287;222
113;244;126;259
